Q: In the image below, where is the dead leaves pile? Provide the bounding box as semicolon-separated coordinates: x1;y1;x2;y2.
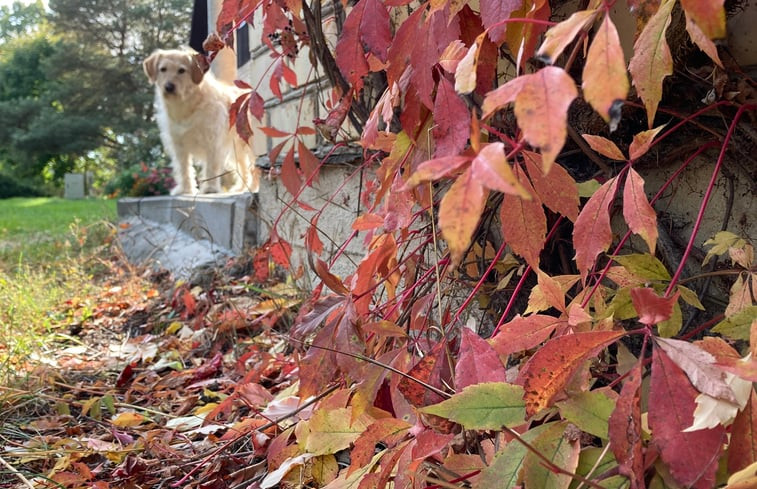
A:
0;256;303;489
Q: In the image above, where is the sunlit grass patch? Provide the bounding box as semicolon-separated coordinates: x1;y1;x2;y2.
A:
0;197;118;385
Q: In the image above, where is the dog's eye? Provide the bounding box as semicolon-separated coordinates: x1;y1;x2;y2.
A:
178;68;186;74
160;67;167;72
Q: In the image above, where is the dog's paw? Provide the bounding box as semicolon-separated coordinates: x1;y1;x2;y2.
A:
199;184;222;194
171;186;197;196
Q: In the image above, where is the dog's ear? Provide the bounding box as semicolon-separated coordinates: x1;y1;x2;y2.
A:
143;51;161;82
190;53;210;84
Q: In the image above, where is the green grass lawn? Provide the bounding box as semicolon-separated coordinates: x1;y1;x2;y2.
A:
0;197;118;384
0;197;117;268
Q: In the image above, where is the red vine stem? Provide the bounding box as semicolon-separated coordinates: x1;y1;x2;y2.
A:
664;105;753;296
452;240;507;325
579;140;720;309
490;216;564;337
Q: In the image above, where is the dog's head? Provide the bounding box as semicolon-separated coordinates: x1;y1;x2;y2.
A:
143;49;210;99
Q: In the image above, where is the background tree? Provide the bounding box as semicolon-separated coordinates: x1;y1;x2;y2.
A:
0;0;192;193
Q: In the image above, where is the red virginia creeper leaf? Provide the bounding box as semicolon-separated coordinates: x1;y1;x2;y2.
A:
349;418;411;475
489;314;563;357
536;9;598;64
297;140;320;183
471;142;529;197
404;156;471;188
439;168;488;266
501;166;546;270
270;58;285;100
628;0;674;128
573;176;619;281
410;10;461;108
514;66;578;173
455;328;507;389
630;287;679;326
248;90;265;121
649;348;726;489
608;362;644;489
305;216;324;256
655;337;738;403
280;145;302;198
522;151;580;221
481;0;523;45
518;330;625;416
623;168;658;255
335;0;372;90
481;75;529;119
582;15;629;131
397;342;449;408
728;389;757;474
433;76;471;157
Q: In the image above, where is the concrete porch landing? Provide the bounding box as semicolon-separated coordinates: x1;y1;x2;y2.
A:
116;194;256;278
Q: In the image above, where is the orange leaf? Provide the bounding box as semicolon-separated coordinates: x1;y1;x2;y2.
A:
582;15;629;131
623;168;658;254
630;288;680;325
680;0;725;40
352;213;385;231
501;167;546;270
281;145;302;198
519;330;625;416
471;142;530;198
628;0;674;128
522;151;579;221
573;176;619;281
581;134;626;161
536;9;598;64
628;125;665;160
505;0;551;67
259;126;291;138
514;66;578;173
684;12;723;68
489;314;563;356
404;155;471;188
439;168;488;266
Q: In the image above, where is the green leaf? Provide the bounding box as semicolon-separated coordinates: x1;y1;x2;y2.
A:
475;437;527;488
557;390;615;439
712;306;757;340
657;301;682;337
612;254;671;281
420;382;526;430
575;446;617;478
522;421;579;489
605;288;637;320
676;285;705;310
703;231;745;266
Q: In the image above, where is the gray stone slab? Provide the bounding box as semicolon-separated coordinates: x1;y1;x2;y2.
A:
116;193;256;277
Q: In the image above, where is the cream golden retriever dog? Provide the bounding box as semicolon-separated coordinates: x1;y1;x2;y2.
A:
143;48;259;195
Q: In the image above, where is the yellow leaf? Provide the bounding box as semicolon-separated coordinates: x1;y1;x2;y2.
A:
111;411;147;428
439;168;488;266
628;0;674;128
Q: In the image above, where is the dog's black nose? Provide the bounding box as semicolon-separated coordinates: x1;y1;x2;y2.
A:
164;82;175;93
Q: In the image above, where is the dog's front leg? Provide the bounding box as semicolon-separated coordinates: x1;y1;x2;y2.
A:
170;148;198;195
199;147;224;194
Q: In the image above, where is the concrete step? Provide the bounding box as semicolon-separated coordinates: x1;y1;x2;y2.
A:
116;193;257;278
